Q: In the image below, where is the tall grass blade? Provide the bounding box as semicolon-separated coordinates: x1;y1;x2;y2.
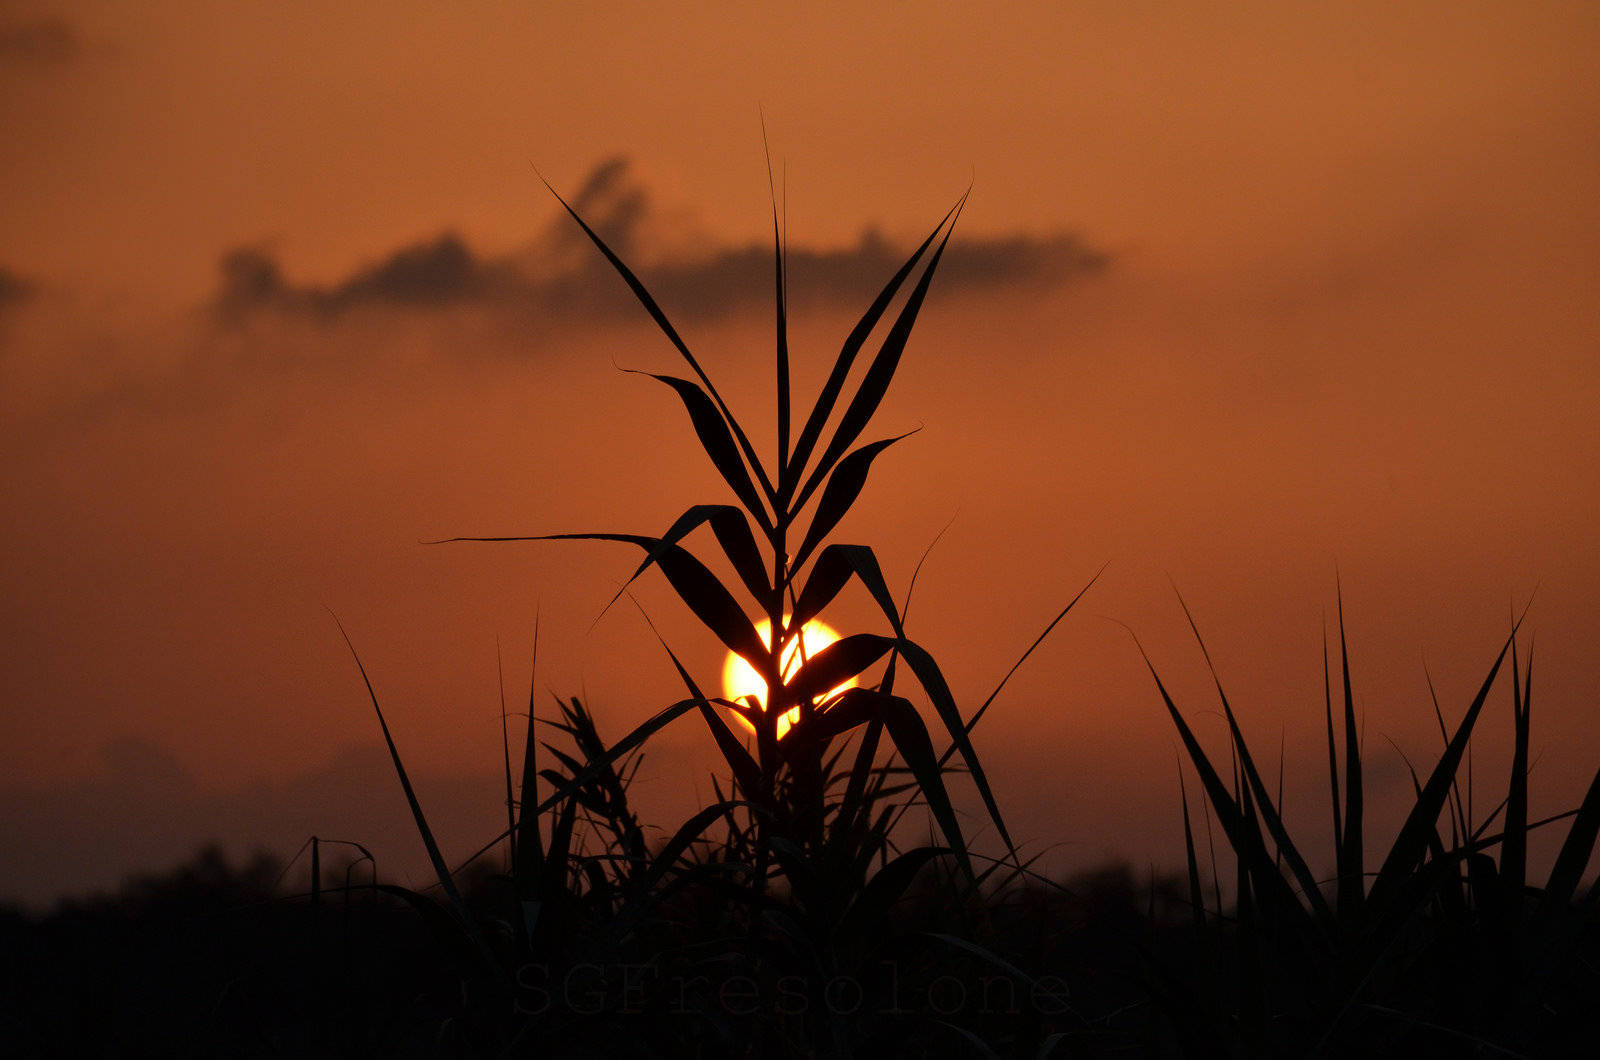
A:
790;193;967;516
1334;584;1365;918
333;617;497;974
1367;621;1521;911
1541;763;1600;908
786;202;961;499
497;641;516;870
1503;635;1531;911
515;621;545;897
763;127;791;485
1322;619;1343;877
1132;633;1317;940
1179;763;1206;927
1173;589;1333;926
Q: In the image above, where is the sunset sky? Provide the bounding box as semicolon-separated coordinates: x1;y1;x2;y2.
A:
3;1;1597;907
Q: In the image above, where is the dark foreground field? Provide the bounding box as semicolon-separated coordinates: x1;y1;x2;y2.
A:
4;835;1597;1059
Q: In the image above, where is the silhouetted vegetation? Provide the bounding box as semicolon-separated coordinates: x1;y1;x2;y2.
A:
11;176;1597;1058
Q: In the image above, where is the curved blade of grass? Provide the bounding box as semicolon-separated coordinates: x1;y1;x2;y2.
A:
1503;635;1531;911
514;620;545;898
790;431;916;572
790;192;967;517
798;685;970;871
1173;587;1333;926
332;616;499;976
871;692;972;878
1543;763;1600;908
1367;619;1521;912
897;638;1016;856
1178;761;1206;927
1130;630;1319;943
1322;615;1344;875
763;126;791;487
1335;583;1365;918
786;200;961;500
497;642;516;870
634;598;763;796
628;372;773;532
942;564;1103;757
539;171;777;506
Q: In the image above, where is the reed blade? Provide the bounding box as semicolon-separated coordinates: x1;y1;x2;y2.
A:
790;431;916;572
791;193;967;516
787;200;961;497
539;171;777;505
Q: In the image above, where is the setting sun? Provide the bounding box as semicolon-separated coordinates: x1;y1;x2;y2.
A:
721;618;855;739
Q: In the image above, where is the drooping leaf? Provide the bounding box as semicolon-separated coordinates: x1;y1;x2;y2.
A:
785;632;894;706
539;172;776;506
818;687;972;877
629;373;773;532
603;505;770;624
440;532;766;669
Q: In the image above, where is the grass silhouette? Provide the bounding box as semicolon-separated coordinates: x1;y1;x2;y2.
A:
8;172;1598;1058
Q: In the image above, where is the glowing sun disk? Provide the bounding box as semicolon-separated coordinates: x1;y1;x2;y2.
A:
721;618;853;739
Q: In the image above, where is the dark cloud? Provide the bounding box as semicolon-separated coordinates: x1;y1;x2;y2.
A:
212;156;1108;328
0;265;32;308
0;14;80;66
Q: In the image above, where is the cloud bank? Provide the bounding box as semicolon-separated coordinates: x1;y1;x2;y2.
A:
0;266;31;308
213;157;1109;327
0;14;80;67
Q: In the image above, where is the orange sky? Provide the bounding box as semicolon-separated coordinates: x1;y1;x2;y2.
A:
2;1;1598;906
